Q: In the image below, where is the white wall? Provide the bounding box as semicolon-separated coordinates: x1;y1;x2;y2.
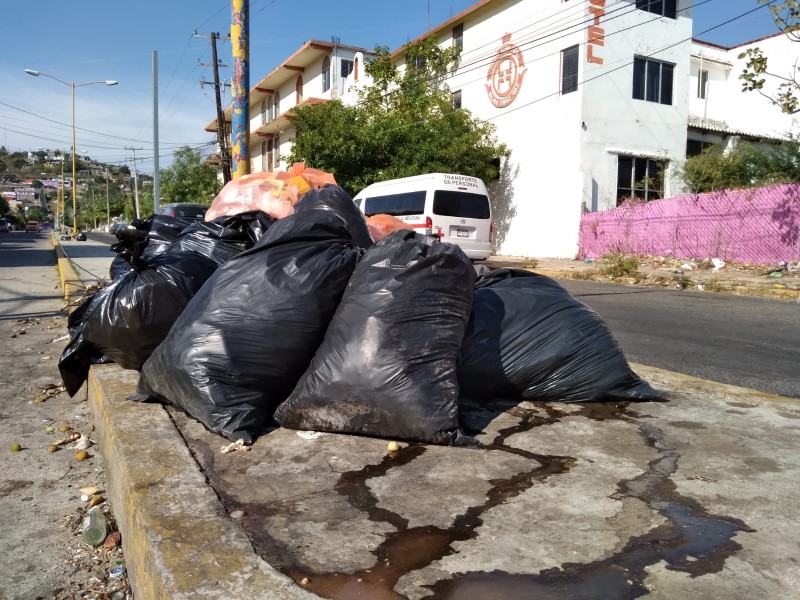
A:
691;35;800;139
580;1;693;212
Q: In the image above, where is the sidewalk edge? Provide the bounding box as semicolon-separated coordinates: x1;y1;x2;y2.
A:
51;231;83;310
631;362;799;407
88;364;318;600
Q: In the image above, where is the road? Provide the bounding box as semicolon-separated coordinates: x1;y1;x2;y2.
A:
560;280;800;398
0;231;126;597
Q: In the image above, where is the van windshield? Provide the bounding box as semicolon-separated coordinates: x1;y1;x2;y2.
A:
363;191;426;217
432;191;490;219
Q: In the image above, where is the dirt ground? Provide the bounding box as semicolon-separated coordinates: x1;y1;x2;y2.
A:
0;236;131;600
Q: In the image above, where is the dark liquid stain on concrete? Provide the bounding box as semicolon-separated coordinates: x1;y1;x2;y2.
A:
426;423;755;600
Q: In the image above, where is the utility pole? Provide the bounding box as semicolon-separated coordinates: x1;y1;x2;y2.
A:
126;146;143;219
231;0;250;178
196;30;232;183
153;50;161;213
105;167;111;230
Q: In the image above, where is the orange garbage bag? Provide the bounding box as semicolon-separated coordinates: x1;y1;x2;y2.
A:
367;214;414;242
204;162;336;221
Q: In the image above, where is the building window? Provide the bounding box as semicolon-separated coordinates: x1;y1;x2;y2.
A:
295;75;303;104
632;56;674;105
267;96;274;121
451;90;462;109
354;57;359;81
273;91;280;117
686;139;713;158
341;58;354;79
561;45;579;94
260;100;267;125
617;156;665;204
452;24;463;50
636;0;677;19
322;56;331;93
266;138;274;172
261;141;267;172
697;68;708;99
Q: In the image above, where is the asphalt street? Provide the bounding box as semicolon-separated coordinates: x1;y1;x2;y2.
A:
561;280;800;398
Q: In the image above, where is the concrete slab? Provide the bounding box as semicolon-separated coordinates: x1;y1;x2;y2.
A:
88;361;800;599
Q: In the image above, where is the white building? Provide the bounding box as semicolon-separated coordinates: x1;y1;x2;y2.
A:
207;0;799;258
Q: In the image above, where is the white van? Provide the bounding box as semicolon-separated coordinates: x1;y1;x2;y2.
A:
353;173;493;260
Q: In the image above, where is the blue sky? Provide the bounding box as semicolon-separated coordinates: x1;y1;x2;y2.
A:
0;0;781;173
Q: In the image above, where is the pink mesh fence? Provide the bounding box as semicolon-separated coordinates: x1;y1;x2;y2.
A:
578;184;800;264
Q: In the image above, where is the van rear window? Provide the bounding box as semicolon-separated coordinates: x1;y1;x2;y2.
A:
173;206;207;218
432;191;490;219
363;191;426;217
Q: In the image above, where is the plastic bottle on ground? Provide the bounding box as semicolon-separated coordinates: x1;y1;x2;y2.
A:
81;506;107;546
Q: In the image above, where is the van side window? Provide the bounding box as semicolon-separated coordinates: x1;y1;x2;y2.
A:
432;191;491;219
364;191;426;217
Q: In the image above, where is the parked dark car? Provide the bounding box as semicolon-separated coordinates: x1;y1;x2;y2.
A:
0;218;9;233
158;203;208;221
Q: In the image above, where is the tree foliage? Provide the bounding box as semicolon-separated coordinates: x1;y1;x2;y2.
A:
288;37;509;196
739;0;800;113
160;146;220;205
681;140;800;193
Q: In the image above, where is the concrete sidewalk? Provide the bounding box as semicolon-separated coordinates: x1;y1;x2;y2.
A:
56;236;800;599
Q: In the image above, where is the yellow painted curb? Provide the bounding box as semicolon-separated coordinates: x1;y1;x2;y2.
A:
631;363;799;408
87;365;317;600
51;232;83;310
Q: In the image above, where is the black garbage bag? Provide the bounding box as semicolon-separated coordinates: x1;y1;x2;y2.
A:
275;231;475;445
457;269;660;402
295;184;373;249
58;214;268;396
132;208;362;444
109;215;194;279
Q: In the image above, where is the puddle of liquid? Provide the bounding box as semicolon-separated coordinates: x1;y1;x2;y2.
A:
425;423;754;599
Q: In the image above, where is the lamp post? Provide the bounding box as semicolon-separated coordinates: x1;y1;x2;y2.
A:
24;69;117;235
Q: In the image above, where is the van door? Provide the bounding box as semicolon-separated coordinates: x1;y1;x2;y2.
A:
430;189;491;246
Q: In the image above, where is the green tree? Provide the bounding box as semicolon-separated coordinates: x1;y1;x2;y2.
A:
160;146;220;205
0;196;9;215
681;140;800;193
739;1;800;113
0;158;7;175
288;37;508;196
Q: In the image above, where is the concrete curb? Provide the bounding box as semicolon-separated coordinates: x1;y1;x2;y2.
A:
51;231;83;311
88;365;317;600
631;363;799;407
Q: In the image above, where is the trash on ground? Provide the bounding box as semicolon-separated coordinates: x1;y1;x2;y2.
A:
133;193;364;443
366;214;414;241
75;450;90;461
457;269;660;402
275;231;476;445
10;443;21;452
81;506;107;546
711;258;725;271
220;439;251;454
295;431;325;440
104;532;122;549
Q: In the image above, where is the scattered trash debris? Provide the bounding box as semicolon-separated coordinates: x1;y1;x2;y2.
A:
711;258;725;272
50;333;70;343
681;263;694;271
387;441;401;452
104;532;122;549
10;443;21;452
81;506;107;546
220;439;251;454
696;284;705;291
687;474;718;482
295;431;325;440
768;271;784;279
72;435;93;450
75;450;90;461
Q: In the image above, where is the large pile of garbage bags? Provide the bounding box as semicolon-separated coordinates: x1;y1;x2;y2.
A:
60;166;660;446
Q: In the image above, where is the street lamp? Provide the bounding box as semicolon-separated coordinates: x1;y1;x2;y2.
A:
24;69;118;236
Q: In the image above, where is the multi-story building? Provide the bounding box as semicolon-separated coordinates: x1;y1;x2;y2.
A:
205;39;372;173
207;0;798;257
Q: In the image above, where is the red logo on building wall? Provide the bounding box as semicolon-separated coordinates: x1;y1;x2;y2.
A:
486;33;527;108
